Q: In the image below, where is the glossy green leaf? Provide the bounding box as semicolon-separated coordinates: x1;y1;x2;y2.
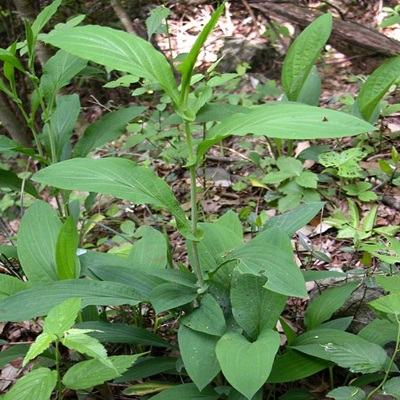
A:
31;0;62;37
358;318;398;346
2;368;57;400
326;386;366;400
77;321;173;349
33;158;195;240
43;297;81;335
23;332;55;367
149;383;219;400
128;226;167;271
0;168;39;198
226;228;307;298
197;104;375;161
304;281;359;329
296;65;322;106
356;56;400;122
179;325;220;390
231;271;287;339
216;329;280;400
149;282;197;314
40;49;87;106
181;294;226;336
282;13;332;101
17;200;62;283
267;350;331;383
42;25;179;104
293;328;387;374
62;355;141;390
44;94;80;162
56;216;80;280
74;106;146;157
0;279;140;322
383;377;400;398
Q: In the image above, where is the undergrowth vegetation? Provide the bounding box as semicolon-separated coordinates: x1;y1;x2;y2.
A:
0;1;399;399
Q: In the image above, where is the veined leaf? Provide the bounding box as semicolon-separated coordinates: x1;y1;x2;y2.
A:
149;383;219;400
23;332;55;367
356;56;400;122
0;279;141;322
197;103;375;162
282;13;332;101
31;0;62;37
17;200;62;283
32;158;195;240
41;25;179;105
327;386;366;400
0;168;39;198
2;368;57;400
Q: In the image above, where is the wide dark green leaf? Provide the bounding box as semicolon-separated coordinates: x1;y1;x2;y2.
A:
0;345;29;369
17;200;62;283
149;383;219;400
282;13;332;101
179;325;220;390
42;25;179;104
32;158;195;239
0;168;39;198
0;279;141;322
74;106;147;157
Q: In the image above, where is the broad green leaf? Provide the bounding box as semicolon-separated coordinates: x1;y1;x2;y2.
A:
44;94;80;162
216;329;280;400
216;210;243;240
327;386;366;400
149;282;197;314
304;281;359;330
0;135;19;152
0;279;140;322
123;382;176;396
267;350;331;383
0;275;30;298
264;202;324;237
115;357;177;382
369;293;400;316
17;200;62;283
0;345;29;369
76;321;174;349
146;6;170;39
32;158;195;240
40;50;87;106
23;332;55;367
292;328;387;374
74;106;146;157
128;226;167;271
279;389;314;400
178;325;220;390
56;216;80;280
296;65;322;106
3;368;57;400
62;355;141;390
149;268;197;287
383;377;400;398
31;0;62;37
197;104;375;161
226;228;307;298
178;4;224;117
375;274;400;293
358;318;398;346
0;168;39;198
356;56;400;122
62;329;111;367
149;383;219;400
43;297;81;335
231;271;287;339
282;14;332;101
181;294;226;336
196;103;251;123
42;25;179;105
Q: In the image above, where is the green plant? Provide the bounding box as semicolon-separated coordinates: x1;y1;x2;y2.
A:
379;5;400;28
2;3;398;399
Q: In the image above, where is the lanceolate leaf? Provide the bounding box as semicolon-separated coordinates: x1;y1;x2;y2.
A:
0;168;39;198
41;25;179;105
196;103;375;162
32;158;195;240
17;200;62;283
74;106;147;157
0;280;141;322
282;13;332;101
356;56;400;122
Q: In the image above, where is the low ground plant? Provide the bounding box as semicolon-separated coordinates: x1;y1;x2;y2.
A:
0;2;399;399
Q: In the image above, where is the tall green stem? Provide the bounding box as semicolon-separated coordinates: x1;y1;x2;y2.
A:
184;121;204;289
